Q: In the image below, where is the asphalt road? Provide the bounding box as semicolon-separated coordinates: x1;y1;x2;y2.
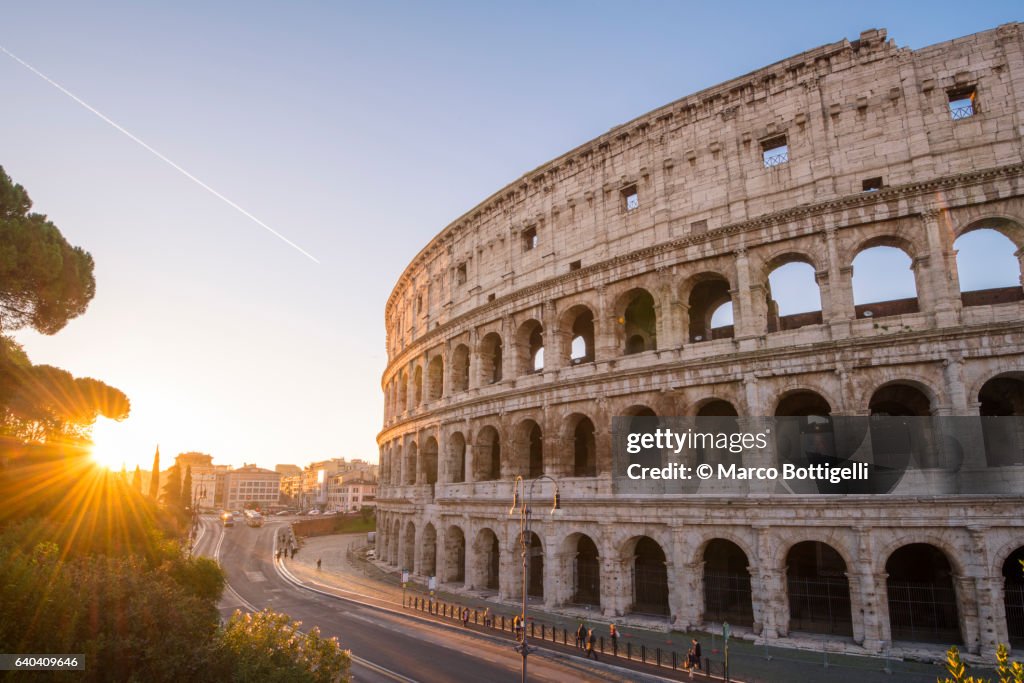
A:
195;517;642;683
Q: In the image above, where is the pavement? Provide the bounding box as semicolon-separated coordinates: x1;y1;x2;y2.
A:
285;530;979;683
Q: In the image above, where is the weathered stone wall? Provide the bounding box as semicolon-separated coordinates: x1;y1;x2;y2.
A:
377;24;1024;659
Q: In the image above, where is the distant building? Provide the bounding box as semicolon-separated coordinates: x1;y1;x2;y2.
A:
275;464;302;477
224;464;281;509
326;477;377;512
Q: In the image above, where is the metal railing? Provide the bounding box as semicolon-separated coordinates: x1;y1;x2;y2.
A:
950;103;975;120
763;150;789;167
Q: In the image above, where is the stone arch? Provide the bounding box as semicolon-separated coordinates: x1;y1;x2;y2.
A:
851;237;921;319
444;525;466;584
560;303;596;365
475;527;501;591
426;355;444;402
562;532;601;606
512;418;544;478
622;535;670;616
784;541;853;636
421;523;437;577
1000;545;1024;647
564;413;597;477
702;538;754;627
412;365;424;408
775;389;833;417
515;319;544;375
955;220;1024;305
682;271;735;343
615;287;658;354
478;332;503;385
450;343;471;392
447;430;467;483
403;441;418;486
978;372;1024;466
473;424;502;482
402;520;416;572
885;543;963;644
421;436;438;486
868;380;936;416
762;252;824;333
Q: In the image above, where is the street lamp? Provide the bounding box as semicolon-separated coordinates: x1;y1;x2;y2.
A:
508;474;561;683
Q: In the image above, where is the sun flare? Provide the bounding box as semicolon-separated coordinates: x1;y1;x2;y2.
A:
89;417;132;470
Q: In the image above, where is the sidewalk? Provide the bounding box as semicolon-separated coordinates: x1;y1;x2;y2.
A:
287;533;966;683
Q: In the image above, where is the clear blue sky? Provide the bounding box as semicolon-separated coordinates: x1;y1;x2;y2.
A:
2;2;1020;470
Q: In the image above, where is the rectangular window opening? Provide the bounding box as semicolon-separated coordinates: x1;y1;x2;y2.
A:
569;260;582;271
947;86;976;120
456;263;467;285
761;135;788;168
621;185;639;212
487;293;496;302
522;226;538;251
862;177;884;192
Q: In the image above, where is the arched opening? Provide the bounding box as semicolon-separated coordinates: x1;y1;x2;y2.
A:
563;306;595;365
479;332;503;385
426;355;444;401
477;528;500;591
622;289;657;354
624;405;660;469
404;442;418;486
786;541;853;636
688;275;733;342
447;431;467;483
516;319;544;375
512;420;543;478
412;366;424;408
473;426;501;482
774;391;836;485
868;382;937;477
852;245;919;319
451;344;471;392
631;537;669;616
402;521;416;572
523;531;544;598
702;539;753;627
445;526;466;584
568;415;596;477
978;374;1024;467
421;523;437;577
572;534;601;606
886;543;962;644
422;436;438;486
695;400;740;470
397;371;408;414
1003;546;1024;647
766;260;823;332
955;225;1024;307
869;383;932;416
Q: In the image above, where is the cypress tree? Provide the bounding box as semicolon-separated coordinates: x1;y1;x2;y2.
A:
162;464;181;508
181;465;193;509
148;446;160;499
132;465;143;493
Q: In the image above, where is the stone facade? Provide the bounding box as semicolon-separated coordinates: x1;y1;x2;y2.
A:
376;25;1024;657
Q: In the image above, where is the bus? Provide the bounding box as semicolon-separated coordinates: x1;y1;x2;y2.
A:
244;510;264;528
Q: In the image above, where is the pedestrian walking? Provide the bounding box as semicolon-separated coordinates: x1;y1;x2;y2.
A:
275;549;281;561
609;622;619;655
290;547;296;559
483;607;491;628
575;622;586;650
462;607;469;627
687;638;702;672
513;614;522;641
586;628;598;660
316;557;322;571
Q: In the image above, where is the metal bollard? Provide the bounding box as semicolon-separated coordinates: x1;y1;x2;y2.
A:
656;647;661;666
641;645;646;663
500;616;505;631
541;624;545;640
627;642;632;660
672;651;677;669
530;622;535;638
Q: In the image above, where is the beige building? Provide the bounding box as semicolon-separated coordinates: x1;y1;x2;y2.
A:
225;464;281;509
376;25;1024;659
327;477;377;512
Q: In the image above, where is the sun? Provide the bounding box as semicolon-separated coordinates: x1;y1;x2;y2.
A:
89;417;133;470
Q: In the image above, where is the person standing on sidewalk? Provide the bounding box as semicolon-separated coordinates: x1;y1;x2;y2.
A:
586;629;598;660
609;623;619;655
462;607;469;628
688;638;702;671
576;622;586;650
316;558;322;571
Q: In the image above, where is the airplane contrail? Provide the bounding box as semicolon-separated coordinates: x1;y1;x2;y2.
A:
0;44;320;265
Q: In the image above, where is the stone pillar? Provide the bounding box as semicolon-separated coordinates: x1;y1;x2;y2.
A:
499;537;521;601
467;328;479;391
731;248;757;338
752;526;785;640
543;535;563;609
601;555;632;617
968;527;1001;657
501;315;516;381
954;574;982;654
823;228;855;338
542;300;563;371
595;284;618;360
921;209;962;327
874;571;892;647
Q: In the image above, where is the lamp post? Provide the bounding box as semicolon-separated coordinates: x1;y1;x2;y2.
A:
509;474;561;683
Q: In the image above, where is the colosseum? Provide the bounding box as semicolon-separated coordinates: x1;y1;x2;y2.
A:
376;24;1024;658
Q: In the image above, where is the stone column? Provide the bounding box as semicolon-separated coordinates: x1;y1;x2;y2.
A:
595;284;618;360
601;555;632;617
501;315;516;381
542;300;564;371
731;248;757;339
954;574;982;654
467;328;479;391
823;227;855;338
921;209;962;327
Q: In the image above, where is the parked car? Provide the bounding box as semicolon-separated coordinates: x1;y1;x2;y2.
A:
308;509;321;515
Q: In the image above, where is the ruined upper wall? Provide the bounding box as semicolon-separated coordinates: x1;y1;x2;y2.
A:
384;23;1024;359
